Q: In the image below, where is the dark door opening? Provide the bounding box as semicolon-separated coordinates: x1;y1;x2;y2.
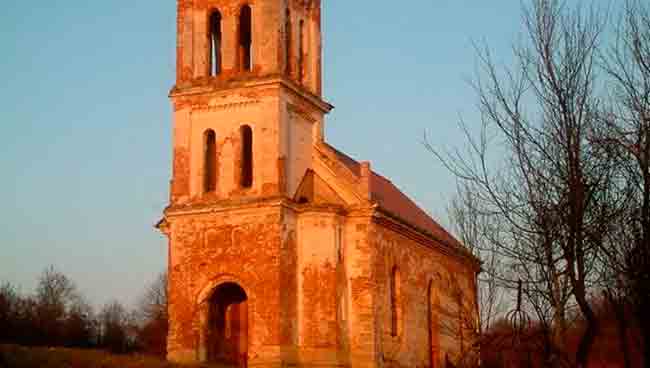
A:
207;283;248;367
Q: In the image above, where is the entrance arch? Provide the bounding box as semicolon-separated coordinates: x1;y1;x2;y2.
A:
204;282;248;367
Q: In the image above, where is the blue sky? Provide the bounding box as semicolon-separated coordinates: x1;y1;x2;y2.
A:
0;1;608;308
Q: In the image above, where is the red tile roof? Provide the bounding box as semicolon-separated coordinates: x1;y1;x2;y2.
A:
324;144;462;249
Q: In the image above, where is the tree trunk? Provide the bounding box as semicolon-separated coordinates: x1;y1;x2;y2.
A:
613;300;632;368
640;304;650;368
575;297;598;368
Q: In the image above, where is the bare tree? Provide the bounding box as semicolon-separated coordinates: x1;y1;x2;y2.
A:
446;182;509;368
137;272;168;323
64;294;95;348
35;266;76;312
34;266;78;346
135;272;168;357
448;182;507;336
0;282;19;343
600;1;650;365
99;300;131;354
426;1;615;366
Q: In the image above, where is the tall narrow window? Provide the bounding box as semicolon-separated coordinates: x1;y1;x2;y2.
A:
390;266;400;337
428;282;436;368
240;125;253;188
210;11;222;76
336;225;343;262
298;20;305;82
284;8;292;76
204;130;217;193
239;5;253;71
457;292;464;356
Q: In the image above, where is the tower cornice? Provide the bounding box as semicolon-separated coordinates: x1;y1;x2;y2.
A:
163;196;350;219
170;75;333;114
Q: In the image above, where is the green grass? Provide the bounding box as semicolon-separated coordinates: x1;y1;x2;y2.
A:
0;345;233;368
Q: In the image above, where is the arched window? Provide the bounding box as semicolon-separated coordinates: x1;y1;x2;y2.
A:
240;125;253;188
204;130;217;193
239;5;253;71
209;10;222;76
298;19;305;82
390;266;400;337
284;8;292;76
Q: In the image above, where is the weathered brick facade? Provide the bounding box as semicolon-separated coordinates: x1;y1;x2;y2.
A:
158;1;480;367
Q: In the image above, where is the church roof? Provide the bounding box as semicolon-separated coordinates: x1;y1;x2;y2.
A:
323;143;463;250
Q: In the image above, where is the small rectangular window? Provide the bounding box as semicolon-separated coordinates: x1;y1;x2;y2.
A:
204;130;217;193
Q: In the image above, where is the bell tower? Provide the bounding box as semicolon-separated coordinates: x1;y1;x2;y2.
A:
169;0;331;206
163;0;340;366
175;0;323;94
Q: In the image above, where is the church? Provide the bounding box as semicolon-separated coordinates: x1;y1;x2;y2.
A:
157;1;481;367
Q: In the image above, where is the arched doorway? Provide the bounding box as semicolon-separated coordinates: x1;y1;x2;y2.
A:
206;282;248;367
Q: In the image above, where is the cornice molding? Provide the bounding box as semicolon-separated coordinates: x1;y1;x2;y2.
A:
170;75;334;114
163;197;347;219
165;196;287;218
190;99;261;112
287;103;318;124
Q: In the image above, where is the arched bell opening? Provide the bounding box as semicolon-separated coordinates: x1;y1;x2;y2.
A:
239;5;253;71
209;10;223;76
202;282;249;367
